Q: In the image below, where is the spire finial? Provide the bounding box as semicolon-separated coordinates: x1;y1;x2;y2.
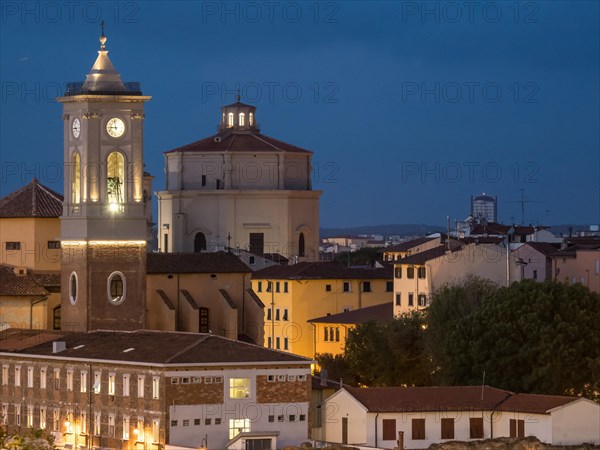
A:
99;20;107;49
236;89;241;103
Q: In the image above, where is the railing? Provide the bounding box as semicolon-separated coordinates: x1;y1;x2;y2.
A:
64;81;142;96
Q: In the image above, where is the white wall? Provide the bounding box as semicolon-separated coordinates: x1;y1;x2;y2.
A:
492;411;551;443
551;399;600;445
321;390;368;446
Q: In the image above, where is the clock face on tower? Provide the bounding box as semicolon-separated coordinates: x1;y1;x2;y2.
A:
72;118;81;139
106;117;126;138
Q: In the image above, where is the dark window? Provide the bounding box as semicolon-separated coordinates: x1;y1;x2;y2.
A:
408;293;414;307
267;308;272;320
283;309;288;321
257;281;262;292
533;270;538;280
53;306;61;330
284;338;288;350
163;233;168;252
277;415;284;422
299;414;306;421
470;418;484;439
323;327;328;342
325;284;332;292
386;281;393;292
268;415;274;423
298;233;305;257
249;233;264;257
283;282;288;293
363;281;371;292
249;256;256;265
382;419;396;441
275;309;280;321
441;418;454;439
199;308;209;333
201;175;207;187
215;418;221;425
110;276;123;298
509;419;524;438
407;267;415;279
412;418;425;440
395;293;401;306
276;282;280;293
48;241;61;249
194;232;207;252
417;267;426;279
276;337;280;349
343;282;350;292
335;328;340;342
289;415;295;422
394;267;402;278
418;294;427;307
205;418;211;425
194;419;201;426
5;242;20;250
266;282;272;292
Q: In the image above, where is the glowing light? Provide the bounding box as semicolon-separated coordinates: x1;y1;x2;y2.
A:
133;428;139;436
89;240;146;246
61;241;88;246
109;202;120;212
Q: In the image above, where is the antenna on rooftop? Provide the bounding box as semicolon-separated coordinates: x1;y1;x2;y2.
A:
507;189;541;225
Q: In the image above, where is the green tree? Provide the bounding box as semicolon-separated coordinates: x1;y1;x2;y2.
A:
426;276;499;383
445;280;600;398
2;427;56;450
314;353;356;386
334;247;383;266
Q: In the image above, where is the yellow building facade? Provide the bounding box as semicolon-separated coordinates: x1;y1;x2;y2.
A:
252;263;393;358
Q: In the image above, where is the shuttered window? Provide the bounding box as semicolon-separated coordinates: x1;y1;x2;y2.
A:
470;417;484;439
382;419;396;441
510;419;525;438
412;418;425;440
441;418;454;439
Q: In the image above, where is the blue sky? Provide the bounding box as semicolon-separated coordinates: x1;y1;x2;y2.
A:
1;1;598;227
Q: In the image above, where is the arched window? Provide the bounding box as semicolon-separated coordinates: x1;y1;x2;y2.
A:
71;152;81;205
227;113;234;127
239;113;245;126
298;232;305;257
107;152;125;206
222;113;226;124
194;232;207;252
199;307;209;333
107;271;126;305
249;113;254;126
53;306;61;330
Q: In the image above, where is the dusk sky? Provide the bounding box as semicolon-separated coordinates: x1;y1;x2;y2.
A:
1;1;598;228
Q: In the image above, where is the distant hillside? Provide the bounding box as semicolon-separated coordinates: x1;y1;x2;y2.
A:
320;224;446;239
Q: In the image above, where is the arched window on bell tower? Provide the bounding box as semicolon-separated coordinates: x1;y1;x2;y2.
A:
239;113;245;127
71;152;81;209
249;112;254;126
298;232;305;257
107;151;125;207
194;232;207;252
227;113;234;128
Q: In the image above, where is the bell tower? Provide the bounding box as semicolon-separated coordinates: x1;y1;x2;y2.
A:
58;26;151;331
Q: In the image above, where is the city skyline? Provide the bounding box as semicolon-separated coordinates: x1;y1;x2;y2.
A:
1;1;598;227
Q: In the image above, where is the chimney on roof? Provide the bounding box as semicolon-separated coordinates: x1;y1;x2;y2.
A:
52;341;66;353
320;369;328;387
14;267;27;277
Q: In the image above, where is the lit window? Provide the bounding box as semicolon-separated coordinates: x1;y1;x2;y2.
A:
71;151;81;205
228;418;250;439
108;373;115;395
27;367;33;388
136;418;144;441
108;413;115;436
14;366;21;387
229;378;250;399
53;369;60;390
40;367;46;389
39;406;46;429
27;405;33;428
67;370;73;391
80;411;87;435
93;371;101;394
80;371;87;393
123;374;130;397
152;419;160;443
152;376;160;399
15;404;21;426
239;113;245;126
228;113;234;127
138;376;145;398
123;416;130;440
107;151;125;207
249;112;254;126
107;271;126;305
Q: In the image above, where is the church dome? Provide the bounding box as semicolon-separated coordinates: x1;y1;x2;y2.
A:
218;96;258;132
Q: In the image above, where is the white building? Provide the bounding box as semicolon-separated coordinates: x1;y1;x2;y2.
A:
157;99;321;261
320;386;600;449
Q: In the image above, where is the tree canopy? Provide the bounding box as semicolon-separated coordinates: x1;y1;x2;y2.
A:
316;278;600;399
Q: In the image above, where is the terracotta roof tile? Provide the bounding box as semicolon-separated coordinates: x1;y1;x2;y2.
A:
520;242;561;256
497;393;578;414
147;251;251;274
346;386;512;412
0;329;310;364
252;262;392;280
396;245;459;265
385;237;437;252
308;302;393;324
0;179;63;218
165;131;311;155
0;265;49;296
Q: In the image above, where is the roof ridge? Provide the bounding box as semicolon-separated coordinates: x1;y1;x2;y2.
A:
252;133;283;151
164;334;211;363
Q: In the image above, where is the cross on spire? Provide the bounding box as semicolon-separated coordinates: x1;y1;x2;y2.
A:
236;89;241;103
101;19;105;37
